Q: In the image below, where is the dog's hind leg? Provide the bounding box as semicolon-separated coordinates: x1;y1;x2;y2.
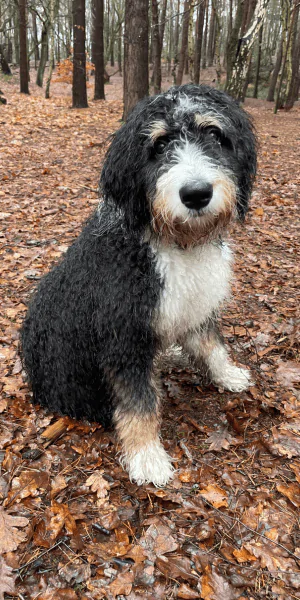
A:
182;323;253;392
112;376;174;487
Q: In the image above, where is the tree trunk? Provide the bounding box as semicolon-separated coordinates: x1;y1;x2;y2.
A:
225;0;245;88
31;9;39;68
123;0;149;120
202;0;209;69
19;0;29;94
36;24;48;87
45;0;56;98
0;44;12;75
285;5;300;108
267;40;282;101
188;1;195;81
176;0;190;85
118;23;122;75
226;0;270;100
207;1;216;67
253;23;263;97
152;0;161;93
94;0;105;100
72;0;88;108
14;9;20;65
194;0;206;83
275;0;298;112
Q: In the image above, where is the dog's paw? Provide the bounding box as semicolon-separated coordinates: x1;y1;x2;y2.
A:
123;441;174;487
214;365;253;392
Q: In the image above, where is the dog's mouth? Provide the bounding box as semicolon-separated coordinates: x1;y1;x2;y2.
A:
151;178;236;248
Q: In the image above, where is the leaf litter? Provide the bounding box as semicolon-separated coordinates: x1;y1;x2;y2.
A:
0;77;299;598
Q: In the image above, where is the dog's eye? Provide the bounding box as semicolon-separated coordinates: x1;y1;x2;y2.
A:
154;139;168;155
206;127;222;144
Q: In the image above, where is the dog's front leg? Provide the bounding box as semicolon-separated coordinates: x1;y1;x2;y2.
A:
182;324;252;392
113;379;174;487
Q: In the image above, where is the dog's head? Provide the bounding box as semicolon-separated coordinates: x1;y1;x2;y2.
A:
101;84;257;246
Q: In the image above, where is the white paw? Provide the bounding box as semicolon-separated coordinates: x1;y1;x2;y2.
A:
122;440;174;487
214;365;253;392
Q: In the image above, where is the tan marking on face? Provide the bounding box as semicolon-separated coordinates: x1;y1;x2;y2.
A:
151;176;236;249
194;113;223;130
149;120;168;141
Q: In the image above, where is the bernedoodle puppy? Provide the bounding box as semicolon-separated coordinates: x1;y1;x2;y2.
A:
21;84;257;486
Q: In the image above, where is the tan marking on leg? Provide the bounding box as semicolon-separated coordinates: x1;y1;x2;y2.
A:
114;405;174;486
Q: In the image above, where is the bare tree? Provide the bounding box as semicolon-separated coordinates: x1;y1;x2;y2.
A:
94;0;105;99
72;0;88;108
176;0;190;85
194;0;206;83
19;0;29;94
226;0;270;100
123;0;149;120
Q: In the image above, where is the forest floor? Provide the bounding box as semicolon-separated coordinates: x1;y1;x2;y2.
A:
0;71;299;600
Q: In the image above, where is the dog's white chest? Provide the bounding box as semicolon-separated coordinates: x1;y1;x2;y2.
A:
153;242;232;342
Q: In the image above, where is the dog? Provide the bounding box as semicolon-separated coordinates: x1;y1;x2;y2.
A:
21;84;257;487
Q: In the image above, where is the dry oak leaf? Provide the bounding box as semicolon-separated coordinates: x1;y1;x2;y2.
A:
271;423;300;458
141;522;179;556
10;469;49;500
277;482;300;508
109;570;134;598
177;583;201;599
244;540;300;587
34;502;77;548
199;484;228;508
0;507;29;554
200;565;239;600
276;361;300;388
0;556;15;600
86;471;110;498
206;428;238;452
233;546;257;563
156;554;197;582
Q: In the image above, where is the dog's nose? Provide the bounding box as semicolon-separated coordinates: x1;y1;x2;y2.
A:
179;183;213;210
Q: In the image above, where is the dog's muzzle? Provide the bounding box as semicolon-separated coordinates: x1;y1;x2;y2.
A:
179;182;213;211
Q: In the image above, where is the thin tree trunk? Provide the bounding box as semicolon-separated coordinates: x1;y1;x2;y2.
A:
152;0;161;93
267;40;283;101
19;0;29;93
285;5;300;108
188;0;195;81
176;0;190;85
36;24;48;87
253;23;263;97
94;0;105;99
72;0;88;108
194;0;206;83
123;0;149;120
45;0;56;98
207;1;216;66
31;9;39;68
202;0;209;69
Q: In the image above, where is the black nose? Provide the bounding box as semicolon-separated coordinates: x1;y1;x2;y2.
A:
179;183;213;210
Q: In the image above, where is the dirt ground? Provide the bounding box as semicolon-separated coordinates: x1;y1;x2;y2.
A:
0;70;299;600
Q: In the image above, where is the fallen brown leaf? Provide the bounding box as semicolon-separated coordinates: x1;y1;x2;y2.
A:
0;507;29;553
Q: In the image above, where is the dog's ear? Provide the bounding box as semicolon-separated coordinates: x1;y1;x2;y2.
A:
235;112;257;219
100;99;152;229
